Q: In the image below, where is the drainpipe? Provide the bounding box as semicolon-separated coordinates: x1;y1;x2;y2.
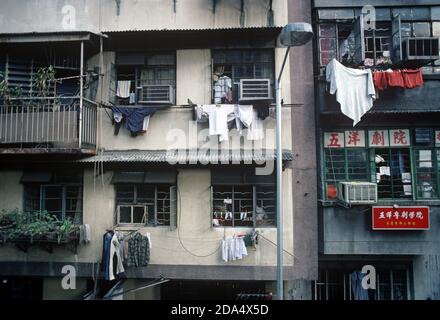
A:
79;41;84;149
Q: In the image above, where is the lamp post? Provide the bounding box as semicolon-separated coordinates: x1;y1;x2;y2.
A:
275;23;313;300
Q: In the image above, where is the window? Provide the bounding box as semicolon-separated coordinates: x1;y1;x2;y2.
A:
315;266;409;301
212;49;275;103
115;184;174;226
23;172;83;223
364;22;392;61
114;52;176;105
212;185;275;228
322;128;440;201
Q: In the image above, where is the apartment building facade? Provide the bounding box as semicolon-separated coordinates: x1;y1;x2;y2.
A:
0;0;317;300
314;0;440;300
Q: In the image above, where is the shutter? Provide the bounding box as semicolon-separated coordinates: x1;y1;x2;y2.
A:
392;14;402;62
353;15;366;65
169;186;177;231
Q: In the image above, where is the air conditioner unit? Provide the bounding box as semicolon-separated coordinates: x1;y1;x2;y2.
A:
401;37;440;62
138;85;174;104
239;79;271;101
337;182;378;205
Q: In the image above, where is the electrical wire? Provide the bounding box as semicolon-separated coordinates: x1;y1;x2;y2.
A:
176;187;223;258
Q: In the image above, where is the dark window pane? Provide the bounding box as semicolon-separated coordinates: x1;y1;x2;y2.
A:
116;185;135;204
133;206;145;224
233;186;253;227
119;206;131;223
137;185;155;203
256;185;276;227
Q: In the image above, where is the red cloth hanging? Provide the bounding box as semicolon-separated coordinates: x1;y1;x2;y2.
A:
386;70;405;88
402;69;424;89
373;72;388;91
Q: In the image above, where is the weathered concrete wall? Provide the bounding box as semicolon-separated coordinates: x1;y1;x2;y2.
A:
97;48;291;152
0;167;294;270
0;171;23;212
321;206;440;255
288;0;318;283
413;254;440;300
0;0;287;34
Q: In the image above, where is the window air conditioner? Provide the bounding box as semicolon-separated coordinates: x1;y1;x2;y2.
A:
401;37;440;62
138;85;174;104
337;182;378;205
239;79;271;101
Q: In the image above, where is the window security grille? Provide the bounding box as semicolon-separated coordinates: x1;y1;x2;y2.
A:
337;181;378;205
137;84;174;104
239;79;271;101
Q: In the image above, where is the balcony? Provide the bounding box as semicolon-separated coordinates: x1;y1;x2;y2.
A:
0;97;97;155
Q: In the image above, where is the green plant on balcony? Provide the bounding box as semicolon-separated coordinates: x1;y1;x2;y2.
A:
0;209;77;244
0;71;23;104
32;66;56;98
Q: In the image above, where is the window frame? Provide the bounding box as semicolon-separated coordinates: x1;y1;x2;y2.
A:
321;128;440;202
23;173;83;224
211;49;275;104
211;184;276;228
115;184;172;227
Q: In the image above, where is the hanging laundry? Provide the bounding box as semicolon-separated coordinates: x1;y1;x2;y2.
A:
385;70;405;88
246;110;264;141
221;236;248;262
234;105;254;134
112;106;158;137
213;76;233;104
101;231;125;281
79;224;91;244
116;80;132;99
197;104;236;142
326;59;376;126
127;232;150;268
402;69;424;89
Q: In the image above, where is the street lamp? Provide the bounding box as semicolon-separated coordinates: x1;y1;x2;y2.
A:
275;22;313;300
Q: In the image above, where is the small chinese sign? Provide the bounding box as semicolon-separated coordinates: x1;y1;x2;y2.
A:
345;130;366;147
435;130;440;146
372;206;430;230
368;130;389;147
389;129;410;146
324;132;344;148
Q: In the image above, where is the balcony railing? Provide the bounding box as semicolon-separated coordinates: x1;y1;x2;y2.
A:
0;97;97;152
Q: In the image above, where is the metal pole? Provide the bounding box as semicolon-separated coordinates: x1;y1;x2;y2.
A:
276;46;290;301
78;41;84;149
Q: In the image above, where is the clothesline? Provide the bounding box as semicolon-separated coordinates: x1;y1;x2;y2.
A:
100;103;303;109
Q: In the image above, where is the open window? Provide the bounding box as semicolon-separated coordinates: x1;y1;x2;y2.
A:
112;171;177;227
212;49;274;104
114;52;176;106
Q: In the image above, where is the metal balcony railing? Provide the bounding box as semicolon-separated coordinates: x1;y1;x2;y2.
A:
0;97;97;150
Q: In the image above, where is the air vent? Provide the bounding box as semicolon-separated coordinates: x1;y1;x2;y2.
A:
138;85;174;104
239;79;271;101
337;182;378;205
401;37;439;62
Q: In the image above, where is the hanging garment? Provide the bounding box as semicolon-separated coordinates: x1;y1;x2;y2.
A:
129;92;136;104
373;71;388;91
116;81;131;99
254;103;270;120
234;105;254;134
386;70;405;88
198;104;236;142
402;69;424;89
101;231;114;280
213;76;233;104
221;236;248;262
246;110;264;141
79;224;91;244
112;106;158;136
326;59;376;126
350;271;369;300
127;232;151;268
108;233;125;281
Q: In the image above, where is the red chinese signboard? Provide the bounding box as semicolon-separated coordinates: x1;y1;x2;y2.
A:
372;207;430;230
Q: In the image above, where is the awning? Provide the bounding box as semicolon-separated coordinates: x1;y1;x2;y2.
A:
0;31;95;44
77;149;293;164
